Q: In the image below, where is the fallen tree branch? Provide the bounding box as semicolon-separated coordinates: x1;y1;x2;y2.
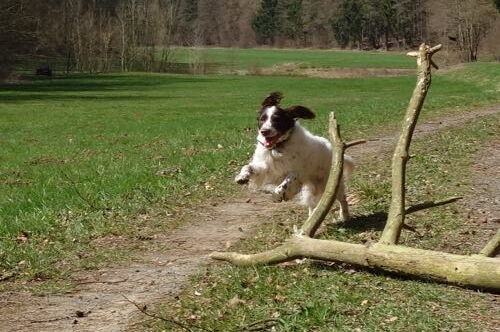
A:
380;43;442;245
211;236;500;290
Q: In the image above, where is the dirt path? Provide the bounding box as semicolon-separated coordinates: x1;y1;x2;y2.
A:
0;105;498;332
348;105;500;160
0;195;295;332
456;140;500;254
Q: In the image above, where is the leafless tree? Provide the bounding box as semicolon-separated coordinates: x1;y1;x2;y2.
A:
447;0;498;61
116;0;179;72
0;0;37;79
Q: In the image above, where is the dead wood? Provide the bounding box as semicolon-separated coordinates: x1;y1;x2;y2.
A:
299;113;347;237
211;43;500;291
479;229;500;257
211;236;500;290
380;43;442;245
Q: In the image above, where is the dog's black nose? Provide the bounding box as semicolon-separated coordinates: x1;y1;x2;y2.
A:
260;129;272;136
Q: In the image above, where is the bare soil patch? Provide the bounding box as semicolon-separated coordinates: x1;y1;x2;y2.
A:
252;63;415;78
443;140;499;255
0;105;498;332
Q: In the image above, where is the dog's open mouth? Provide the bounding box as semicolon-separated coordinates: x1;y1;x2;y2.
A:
263;134;281;148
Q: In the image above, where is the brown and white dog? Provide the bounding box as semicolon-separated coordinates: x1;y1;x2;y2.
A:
235;92;354;220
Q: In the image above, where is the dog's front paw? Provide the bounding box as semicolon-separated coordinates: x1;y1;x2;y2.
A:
272;186;285;202
235;165;252;185
235;173;250;185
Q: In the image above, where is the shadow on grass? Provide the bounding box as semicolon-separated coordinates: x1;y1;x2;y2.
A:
342;211;388;231
0;94;179;103
0;74;221;103
336;197;462;233
309;259;452;290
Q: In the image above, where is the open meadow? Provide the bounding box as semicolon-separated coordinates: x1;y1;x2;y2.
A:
0;48;499;330
169;47;417;71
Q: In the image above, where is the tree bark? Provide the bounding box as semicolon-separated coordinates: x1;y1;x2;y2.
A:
300;113;345;237
211;236;500;290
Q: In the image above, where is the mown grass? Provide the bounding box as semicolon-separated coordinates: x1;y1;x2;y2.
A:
149;114;499;332
170;47;416;70
0;60;498;282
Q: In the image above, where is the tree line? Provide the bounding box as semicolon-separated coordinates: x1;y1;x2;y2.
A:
0;0;498;78
1;0;178;76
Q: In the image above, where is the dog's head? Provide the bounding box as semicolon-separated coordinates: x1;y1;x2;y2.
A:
257;91;315;148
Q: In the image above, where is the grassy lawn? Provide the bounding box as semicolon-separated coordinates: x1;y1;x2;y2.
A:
0;58;498;283
150;114;499;332
170;47;416;70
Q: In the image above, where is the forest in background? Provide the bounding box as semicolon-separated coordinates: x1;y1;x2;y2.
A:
0;0;499;78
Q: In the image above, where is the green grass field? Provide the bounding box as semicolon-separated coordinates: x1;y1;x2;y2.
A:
0;59;499;281
170;47;417;70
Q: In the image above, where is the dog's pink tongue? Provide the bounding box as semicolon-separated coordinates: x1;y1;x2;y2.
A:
264;136;276;147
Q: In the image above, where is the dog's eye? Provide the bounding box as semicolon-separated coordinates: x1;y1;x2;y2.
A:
259;114;267;122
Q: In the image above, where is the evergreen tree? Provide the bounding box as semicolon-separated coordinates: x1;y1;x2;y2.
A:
331;0;363;48
184;0;198;22
279;0;304;40
252;0;279;44
332;0;428;50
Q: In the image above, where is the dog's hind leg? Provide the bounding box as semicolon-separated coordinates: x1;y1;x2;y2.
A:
337;183;349;221
308;206;315;216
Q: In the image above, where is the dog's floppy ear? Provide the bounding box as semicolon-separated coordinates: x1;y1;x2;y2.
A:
261;91;283;107
286;106;315;120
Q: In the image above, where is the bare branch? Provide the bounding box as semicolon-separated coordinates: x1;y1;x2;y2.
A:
346;139;366;148
122;295;213;332
479;230;500;257
429;44;443;54
379;43;442;245
300;112;346;237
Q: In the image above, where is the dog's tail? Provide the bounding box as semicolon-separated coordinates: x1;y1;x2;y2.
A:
343;155;355;182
